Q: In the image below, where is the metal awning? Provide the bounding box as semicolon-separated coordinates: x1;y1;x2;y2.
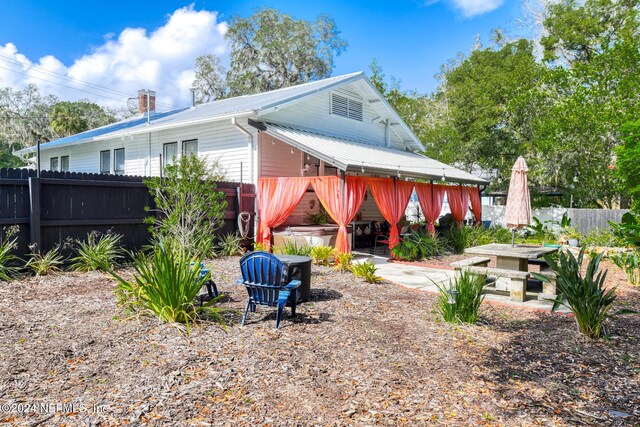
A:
256;122;489;185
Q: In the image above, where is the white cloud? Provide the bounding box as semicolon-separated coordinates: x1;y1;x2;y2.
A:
448;0;504;17
0;5;228;112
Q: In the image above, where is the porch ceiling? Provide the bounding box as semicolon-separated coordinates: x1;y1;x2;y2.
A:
256;122;489;185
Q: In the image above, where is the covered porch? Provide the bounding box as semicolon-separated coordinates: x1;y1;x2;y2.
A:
251;121;489;254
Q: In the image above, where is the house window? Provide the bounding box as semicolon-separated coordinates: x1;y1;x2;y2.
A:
50;157;59;171
331;93;363;122
114;148;125;175
60;156;69;172
163;142;178;167
183;139;198;156
100;150;111;174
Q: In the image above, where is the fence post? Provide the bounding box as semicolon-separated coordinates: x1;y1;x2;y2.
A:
28;177;41;249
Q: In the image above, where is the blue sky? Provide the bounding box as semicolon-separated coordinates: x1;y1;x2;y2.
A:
0;0;526;110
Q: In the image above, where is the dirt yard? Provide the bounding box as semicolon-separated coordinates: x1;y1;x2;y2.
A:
0;256;639;426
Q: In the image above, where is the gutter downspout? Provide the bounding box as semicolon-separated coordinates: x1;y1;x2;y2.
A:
146;90;151;176
231;117;254;184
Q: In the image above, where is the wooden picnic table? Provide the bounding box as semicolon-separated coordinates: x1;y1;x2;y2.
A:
464;243;559;272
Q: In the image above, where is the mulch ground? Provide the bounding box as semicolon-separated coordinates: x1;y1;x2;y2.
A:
0;256;639;426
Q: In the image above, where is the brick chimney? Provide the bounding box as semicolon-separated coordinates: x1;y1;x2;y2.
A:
137;89;156;114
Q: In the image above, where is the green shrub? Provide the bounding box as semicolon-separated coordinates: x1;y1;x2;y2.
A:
533;247;632;339
310;245;334;266
217;232;243;256
0;228;19;281
350;260;383;283
145;155;227;259
609;212;640;248
435;269;487;324
111;244;225;330
26;245;64;276
275;240;313;256
583;228;625;247
71;232;123;271
392;230;445;261
307;206;331;225
609;250;640;285
334;252;353;272
444;225;472;254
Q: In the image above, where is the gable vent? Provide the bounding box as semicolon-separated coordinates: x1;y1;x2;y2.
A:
331;93;363;122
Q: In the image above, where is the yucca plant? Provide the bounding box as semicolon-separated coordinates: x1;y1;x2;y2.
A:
533;247;634;339
310;245;334;266
71;232;123;271
0;232;19;281
217;232;244;256
334;252;353;272
26;245;64;276
275;240;313;256
110;244;225;331
435;269;487;324
350;260;383;283
253;242;269;251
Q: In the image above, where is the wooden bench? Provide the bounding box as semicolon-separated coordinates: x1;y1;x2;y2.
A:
450;257;491;269
467;266;530;302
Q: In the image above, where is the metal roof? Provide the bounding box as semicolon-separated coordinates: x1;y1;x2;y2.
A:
17;72;368;155
260;122;488;185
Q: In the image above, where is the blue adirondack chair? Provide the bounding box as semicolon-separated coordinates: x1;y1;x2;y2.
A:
236;251;301;329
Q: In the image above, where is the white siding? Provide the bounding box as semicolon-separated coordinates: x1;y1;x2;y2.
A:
261;83;408;150
38;118;252;182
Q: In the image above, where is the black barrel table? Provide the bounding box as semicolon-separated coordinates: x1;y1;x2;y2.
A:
275;254;312;303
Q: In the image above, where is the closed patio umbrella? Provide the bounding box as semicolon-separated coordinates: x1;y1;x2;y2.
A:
504;156;531;247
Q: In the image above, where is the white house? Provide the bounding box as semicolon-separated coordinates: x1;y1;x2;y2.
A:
17;71;486;225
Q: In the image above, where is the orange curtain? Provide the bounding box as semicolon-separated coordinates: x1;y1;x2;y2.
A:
367;178;414;248
468;187;482;225
415;183;446;236
311;176;367;254
447;185;470;226
257;177;310;250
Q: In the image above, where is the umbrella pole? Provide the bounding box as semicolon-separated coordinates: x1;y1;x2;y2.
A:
511;229;516;247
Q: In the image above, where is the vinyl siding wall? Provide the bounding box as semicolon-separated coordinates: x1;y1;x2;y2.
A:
38;118;253;182
261;84;407;150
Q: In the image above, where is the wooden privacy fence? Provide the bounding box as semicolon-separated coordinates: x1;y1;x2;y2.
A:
0;168;255;258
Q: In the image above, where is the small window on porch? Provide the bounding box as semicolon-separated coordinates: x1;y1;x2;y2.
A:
50;157;59;171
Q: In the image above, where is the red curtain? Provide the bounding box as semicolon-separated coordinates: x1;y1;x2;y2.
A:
257;177;310;250
415;183;446;235
367;178;414;248
468;187;482;225
447;186;470;226
311;176;367;254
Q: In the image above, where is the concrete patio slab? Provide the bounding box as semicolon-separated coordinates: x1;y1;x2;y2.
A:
351;254;571;313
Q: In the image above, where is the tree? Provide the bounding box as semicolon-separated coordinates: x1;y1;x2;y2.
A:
192;54;228;104
0;84;58;148
615;120;640;210
534;0;640;207
145;155;227;259
49;100;116;137
224;8;348;96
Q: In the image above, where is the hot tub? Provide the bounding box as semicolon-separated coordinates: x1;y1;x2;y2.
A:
272;224;352;248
